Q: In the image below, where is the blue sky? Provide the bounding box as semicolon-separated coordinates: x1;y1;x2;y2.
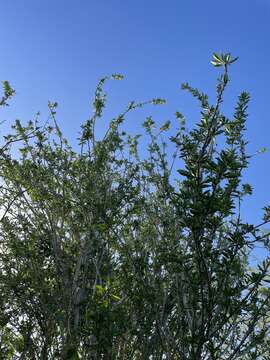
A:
0;0;270;230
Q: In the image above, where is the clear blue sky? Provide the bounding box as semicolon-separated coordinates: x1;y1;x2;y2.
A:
0;0;269;231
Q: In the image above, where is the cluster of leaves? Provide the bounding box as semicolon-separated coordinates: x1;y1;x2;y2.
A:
0;54;270;359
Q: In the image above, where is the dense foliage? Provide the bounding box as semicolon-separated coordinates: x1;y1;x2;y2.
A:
0;54;270;359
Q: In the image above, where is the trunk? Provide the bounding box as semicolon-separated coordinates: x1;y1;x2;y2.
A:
40;340;49;360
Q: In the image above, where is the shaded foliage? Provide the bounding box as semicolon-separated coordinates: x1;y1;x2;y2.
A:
0;54;270;359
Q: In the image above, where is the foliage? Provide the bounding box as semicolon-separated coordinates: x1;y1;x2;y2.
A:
0;54;270;359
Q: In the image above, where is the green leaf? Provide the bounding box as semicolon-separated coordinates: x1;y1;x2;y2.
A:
257;147;267;154
112;73;124;80
151;98;166;105
242;183;253;195
160;120;171;131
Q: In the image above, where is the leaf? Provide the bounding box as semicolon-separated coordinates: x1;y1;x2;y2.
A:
160;120;171;131
111;294;121;301
151;98;166;105
211;52;223;67
177;169;190;177
212;52;222;62
211;60;223;67
242;183;253;195
143;117;155;128
257;147;267;154
111;73;124;80
263;206;270;222
95;285;105;294
229;56;239;64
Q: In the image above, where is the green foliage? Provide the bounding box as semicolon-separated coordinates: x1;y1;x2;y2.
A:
210;52;238;67
0;53;270;359
0;80;15;107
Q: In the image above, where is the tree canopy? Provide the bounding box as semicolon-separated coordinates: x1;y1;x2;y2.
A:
0;53;270;359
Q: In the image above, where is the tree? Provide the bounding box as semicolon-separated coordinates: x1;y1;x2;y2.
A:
0;54;270;359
